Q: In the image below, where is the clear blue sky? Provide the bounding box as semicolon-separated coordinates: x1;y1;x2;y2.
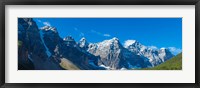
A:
33;18;182;54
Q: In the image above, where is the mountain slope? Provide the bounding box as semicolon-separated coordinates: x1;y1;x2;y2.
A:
142;53;182;70
59;58;80;70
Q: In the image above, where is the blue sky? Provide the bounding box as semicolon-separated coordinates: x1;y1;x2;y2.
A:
33;18;182;55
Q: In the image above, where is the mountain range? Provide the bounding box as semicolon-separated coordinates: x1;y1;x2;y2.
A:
18;18;175;70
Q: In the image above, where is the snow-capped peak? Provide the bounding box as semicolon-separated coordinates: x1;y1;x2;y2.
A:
112;37;119;41
124;40;137;48
80;37;86;41
79;37;89;48
160;47;166;50
40;26;57;33
159;48;171;54
97;37;121;47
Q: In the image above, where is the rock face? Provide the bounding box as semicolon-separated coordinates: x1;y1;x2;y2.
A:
18;18;62;70
18;18;175;70
88;37;126;69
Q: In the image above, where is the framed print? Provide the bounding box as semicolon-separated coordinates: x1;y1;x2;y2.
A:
0;0;200;88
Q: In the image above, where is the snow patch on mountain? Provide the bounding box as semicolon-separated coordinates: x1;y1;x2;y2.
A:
148;46;158;50
28;54;33;62
99;64;111;70
40;26;57;33
124;40;137;48
39;30;52;57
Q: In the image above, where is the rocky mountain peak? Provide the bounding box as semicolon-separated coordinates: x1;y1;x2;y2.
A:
79;37;89;48
125;40;146;53
63;36;77;47
112;37;119;41
158;48;174;62
159;48;172;55
99;37;121;47
63;36;75;41
123;40;174;66
79;37;87;44
160;47;167;51
80;37;86;41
